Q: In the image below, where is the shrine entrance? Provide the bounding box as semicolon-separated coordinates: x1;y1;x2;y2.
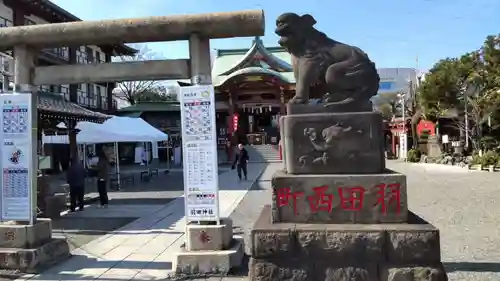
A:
0;9;264;221
236;103;281;145
211;37;297;148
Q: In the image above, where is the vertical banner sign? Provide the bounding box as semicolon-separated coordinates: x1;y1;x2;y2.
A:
399;133;407;160
179;85;220;222
232;114;239;132
0;93;33;221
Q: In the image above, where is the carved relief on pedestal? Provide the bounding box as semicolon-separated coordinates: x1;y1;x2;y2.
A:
298;122;363;168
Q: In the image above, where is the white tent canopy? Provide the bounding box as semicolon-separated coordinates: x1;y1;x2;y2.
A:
42;116;168;144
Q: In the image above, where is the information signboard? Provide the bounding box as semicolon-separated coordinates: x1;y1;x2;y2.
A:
179;85;220;222
0;93;33;221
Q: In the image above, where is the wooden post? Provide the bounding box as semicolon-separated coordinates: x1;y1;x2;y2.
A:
280;89;286;115
13;45;38;224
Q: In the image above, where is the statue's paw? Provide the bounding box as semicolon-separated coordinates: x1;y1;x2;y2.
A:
298;155;312;167
288;97;308;104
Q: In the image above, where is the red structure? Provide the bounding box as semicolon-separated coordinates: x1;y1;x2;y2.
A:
387;118;410;156
417;120;436;136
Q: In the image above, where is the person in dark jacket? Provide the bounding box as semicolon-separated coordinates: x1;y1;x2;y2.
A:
232;143;249;181
66;157;86;212
96;150;110;207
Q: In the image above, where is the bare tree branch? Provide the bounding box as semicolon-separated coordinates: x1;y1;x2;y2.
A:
112;44;164;105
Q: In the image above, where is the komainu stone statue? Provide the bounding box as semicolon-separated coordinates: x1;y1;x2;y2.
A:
275;12;380;110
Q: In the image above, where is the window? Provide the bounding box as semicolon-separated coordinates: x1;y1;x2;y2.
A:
102;98;108;110
60;47;69;59
379;81;395;90
39;85;51;92
61;85;70;101
0;16;12;27
77;89;87;106
77;84;87;105
51;85;61;93
86;47;94;63
76;47;88;64
87;84;97;108
95;52;101;63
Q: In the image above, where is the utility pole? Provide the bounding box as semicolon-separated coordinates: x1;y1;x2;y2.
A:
464;95;469;150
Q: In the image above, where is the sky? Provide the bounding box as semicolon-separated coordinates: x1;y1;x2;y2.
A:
50;0;500;71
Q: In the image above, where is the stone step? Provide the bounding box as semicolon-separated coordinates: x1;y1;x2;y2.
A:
246;145;281;163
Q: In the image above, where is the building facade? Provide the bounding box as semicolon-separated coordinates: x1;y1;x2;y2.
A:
0;0;136;172
0;0;135;113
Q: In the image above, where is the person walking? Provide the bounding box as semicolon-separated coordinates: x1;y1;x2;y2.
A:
96;150;110;208
66;157;86;212
232;143;249;181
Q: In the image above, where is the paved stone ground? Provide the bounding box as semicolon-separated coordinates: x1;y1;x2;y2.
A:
387;161;500;281
20;161;500;280
18;164;268;281
52;171;226;254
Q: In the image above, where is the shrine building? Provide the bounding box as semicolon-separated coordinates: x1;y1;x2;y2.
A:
210;38;421;146
211;37;295;146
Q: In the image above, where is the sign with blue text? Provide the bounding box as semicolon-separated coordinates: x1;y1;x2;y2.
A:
0;93;33;222
179;85;220;222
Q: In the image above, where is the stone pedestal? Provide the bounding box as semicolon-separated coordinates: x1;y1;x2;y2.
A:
0;218;70;273
271;170;408;224
249;107;448;281
173;218;243;275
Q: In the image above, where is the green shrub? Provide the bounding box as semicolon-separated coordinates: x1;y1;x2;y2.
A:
471;153;482;165
480;151;499;166
407;148;421;162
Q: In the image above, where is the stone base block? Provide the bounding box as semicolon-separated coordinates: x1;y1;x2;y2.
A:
271;170;408;224
381;264;448;281
282;111;385;175
0;219;52;248
43;193;66;219
249;206;447;280
0;238;70;273
186;218;233;251
249;258;447;281
252;205;440;263
174;238;243;275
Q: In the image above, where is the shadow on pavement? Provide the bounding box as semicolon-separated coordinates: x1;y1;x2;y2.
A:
52;217;137;251
443;262;500;273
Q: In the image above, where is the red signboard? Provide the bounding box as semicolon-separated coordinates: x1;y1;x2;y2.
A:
232;114;239;132
417;120;436;136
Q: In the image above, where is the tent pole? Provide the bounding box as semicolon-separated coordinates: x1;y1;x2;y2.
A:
114;142;120;187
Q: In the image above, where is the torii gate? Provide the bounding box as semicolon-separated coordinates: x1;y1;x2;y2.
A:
0;10;264;223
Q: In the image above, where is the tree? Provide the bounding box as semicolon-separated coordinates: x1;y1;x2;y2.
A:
134;85;179;102
373;92;398;120
113;44;164;105
417;34;500;151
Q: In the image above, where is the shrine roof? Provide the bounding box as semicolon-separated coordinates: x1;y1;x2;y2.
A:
214;66;295;86
38;91;110;121
212;37;294;85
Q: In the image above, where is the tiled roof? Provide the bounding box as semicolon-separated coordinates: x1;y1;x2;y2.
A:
38;92;110;120
215;67;294;87
212;37;293;84
118;101;181;112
